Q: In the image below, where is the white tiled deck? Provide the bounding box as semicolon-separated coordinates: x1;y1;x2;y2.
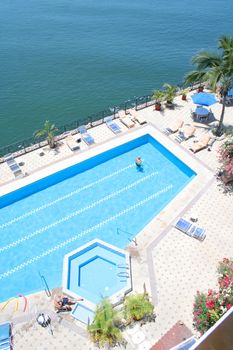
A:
0;92;232;350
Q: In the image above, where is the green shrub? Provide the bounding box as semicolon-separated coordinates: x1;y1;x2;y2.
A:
123;293;154;322
88;298;123;348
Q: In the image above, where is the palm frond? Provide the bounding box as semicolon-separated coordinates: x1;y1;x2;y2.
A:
192;51;222;69
218;35;233;54
33;129;46;138
184;70;206;85
205;69;222;91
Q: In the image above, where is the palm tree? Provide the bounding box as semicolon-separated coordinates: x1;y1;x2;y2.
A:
185;35;233;136
88;298;123;347
34;120;58;148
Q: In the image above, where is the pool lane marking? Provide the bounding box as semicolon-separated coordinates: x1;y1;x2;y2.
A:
0;163;136;229
0;171;159;253
0;184;173;280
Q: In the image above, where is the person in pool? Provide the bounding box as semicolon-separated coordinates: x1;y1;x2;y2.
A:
135;156;143;167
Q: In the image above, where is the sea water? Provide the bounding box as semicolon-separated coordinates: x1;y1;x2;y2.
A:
0;0;232;146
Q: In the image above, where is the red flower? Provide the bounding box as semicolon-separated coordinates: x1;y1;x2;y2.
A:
206;300;215;309
208;289;213;296
226;304;232;310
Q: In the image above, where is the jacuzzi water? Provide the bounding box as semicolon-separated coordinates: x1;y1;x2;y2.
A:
0;134;196;301
66;242;129;304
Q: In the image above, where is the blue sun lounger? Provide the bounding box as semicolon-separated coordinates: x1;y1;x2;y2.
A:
0;322;13;350
78;126;95;145
4;154;23;178
104;116;122;134
174;218;206;241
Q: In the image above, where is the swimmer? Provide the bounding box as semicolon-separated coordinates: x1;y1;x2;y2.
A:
135;156;143;167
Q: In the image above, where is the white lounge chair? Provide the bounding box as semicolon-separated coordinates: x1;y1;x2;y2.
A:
121;116;135;128
163;119;184;135
128;109;147;125
66;135;81;151
189;134;211;153
175;126;196;143
117;110;127;118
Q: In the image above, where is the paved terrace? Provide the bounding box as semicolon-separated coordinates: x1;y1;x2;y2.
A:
0;91;232;350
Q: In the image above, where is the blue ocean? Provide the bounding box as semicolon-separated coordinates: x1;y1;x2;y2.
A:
0;0;232;146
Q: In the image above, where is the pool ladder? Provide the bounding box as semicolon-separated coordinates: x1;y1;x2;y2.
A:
117;265;130;282
39;272;51;297
116;228;137;246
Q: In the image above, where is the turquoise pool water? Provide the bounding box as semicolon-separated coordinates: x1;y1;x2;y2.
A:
0;135;195;301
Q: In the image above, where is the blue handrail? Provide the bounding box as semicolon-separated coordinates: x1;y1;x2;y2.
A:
38;272;52;297
116;228;137;246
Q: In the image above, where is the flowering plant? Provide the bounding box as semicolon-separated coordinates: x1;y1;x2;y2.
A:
193;258;233;334
219;136;233;175
193;290;222;334
218;258;233;307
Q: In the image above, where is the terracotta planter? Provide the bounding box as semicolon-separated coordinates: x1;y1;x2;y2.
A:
221;173;233;185
154;103;161;111
182;94;187;101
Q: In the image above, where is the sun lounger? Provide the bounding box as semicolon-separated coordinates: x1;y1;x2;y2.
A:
78;126;95;145
4;154;24;178
175;126;196;143
134;114;147;124
128;109;147;125
104;116;122;134
163;119;184;135
117;110;127;118
190;134;211;153
174;218;206;241
117;110;135;128
120;116;135;128
66;135;81;151
0;322;12;350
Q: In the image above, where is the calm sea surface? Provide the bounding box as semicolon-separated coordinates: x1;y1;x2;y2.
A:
0;0;233;147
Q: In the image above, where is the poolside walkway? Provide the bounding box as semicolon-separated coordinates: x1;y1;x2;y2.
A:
0;91;233;349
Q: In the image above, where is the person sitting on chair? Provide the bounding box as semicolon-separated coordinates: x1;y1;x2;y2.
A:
135;156;143;167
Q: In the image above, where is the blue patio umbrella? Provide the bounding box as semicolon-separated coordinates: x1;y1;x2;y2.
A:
191;92;218;106
227;89;233;97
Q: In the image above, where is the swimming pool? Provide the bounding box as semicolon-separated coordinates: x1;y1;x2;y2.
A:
0;133;196;301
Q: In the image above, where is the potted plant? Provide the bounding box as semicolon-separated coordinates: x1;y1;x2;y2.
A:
34;120;58;149
123;293;154;323
152;90;164;111
197;85;204;93
180;88;189;101
163;83;177;108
